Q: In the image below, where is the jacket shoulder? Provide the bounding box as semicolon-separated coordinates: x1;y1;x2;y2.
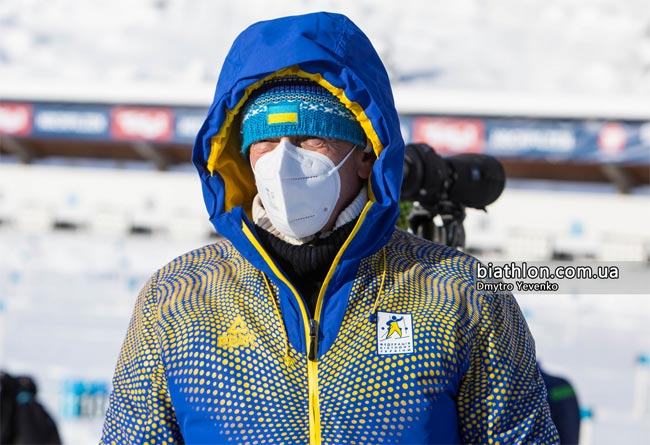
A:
157;237;243;279
138;238;248;309
386;229;480;279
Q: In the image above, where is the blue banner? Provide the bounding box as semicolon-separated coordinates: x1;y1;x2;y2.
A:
405;116;650;164
10;100;650;165
174;108;208;143
485;120;579;159
33;104;110;138
399;115;413;144
484;119;650;164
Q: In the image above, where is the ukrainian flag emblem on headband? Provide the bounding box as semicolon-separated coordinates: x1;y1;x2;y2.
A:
267;104;299;125
240;77;366;152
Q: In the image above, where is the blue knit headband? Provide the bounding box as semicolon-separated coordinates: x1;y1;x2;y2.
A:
240;77;366;153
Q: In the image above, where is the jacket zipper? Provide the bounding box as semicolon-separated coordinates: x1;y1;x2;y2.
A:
241;224;322;444
308;319;318;361
307;318;320;444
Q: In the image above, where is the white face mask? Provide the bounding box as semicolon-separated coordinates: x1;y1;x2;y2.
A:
252;139;356;239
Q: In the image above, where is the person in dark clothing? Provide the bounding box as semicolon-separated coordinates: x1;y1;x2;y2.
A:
0;371;61;445
540;367;581;444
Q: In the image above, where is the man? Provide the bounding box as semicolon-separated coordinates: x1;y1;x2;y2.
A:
102;12;559;444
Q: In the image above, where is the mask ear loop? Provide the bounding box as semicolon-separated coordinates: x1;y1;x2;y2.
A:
325;144;359;177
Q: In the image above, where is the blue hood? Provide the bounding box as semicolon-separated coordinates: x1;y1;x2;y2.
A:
192;12;404;294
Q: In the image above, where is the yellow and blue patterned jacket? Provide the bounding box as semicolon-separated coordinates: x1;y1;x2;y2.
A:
102;12;559;445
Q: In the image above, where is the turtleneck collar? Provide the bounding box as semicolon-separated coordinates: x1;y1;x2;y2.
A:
252;185;368;314
252;185;368;245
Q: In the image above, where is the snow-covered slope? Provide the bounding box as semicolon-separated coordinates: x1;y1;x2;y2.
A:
1;0;649;100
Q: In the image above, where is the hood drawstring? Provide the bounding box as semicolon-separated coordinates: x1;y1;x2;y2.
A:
368;247;387;323
261;272;296;367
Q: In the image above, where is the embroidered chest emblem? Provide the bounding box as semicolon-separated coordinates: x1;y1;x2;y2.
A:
218;315;257;350
377;311;414;355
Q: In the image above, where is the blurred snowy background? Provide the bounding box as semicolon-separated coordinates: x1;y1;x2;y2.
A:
1;1;650;444
1;0;650;96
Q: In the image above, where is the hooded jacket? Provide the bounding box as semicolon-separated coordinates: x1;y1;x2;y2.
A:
102;12;559;445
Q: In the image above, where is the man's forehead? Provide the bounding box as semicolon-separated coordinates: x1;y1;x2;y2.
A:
240;77;367;153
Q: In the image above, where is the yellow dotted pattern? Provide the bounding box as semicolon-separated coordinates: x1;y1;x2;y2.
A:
102;231;558;444
318;241;469;444
102;241;309;444
101;273;183;445
318;231;557;443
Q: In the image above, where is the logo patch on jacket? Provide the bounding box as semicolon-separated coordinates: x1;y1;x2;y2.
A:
377;312;414;355
218;315;257;350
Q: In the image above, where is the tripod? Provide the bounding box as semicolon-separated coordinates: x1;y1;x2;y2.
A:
407;200;467;249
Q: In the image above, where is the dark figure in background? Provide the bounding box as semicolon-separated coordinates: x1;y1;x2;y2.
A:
0;371;61;445
540;367;581;444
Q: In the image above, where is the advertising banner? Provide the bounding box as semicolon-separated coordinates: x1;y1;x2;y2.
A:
110;107;174;141
3;99;648;165
33;105;110;138
410;117;484;154
399;115;413;144
483;119;584;161
485;120;577;157
594;121;650;164
174;108;207;143
406;116;650;164
0;102;33;136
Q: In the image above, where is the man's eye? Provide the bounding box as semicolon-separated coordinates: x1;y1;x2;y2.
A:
251;141;276;152
301;137;327;149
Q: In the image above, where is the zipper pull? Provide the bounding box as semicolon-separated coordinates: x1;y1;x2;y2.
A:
308;319;318;362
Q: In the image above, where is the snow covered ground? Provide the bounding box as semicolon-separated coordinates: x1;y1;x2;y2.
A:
1;0;650;99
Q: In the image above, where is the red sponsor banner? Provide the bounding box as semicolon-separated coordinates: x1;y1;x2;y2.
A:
0;103;32;136
111;107;173;141
598;122;627;154
411;118;485;154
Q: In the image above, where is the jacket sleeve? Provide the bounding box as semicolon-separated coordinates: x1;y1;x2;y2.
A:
101;272;184;445
457;289;560;444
